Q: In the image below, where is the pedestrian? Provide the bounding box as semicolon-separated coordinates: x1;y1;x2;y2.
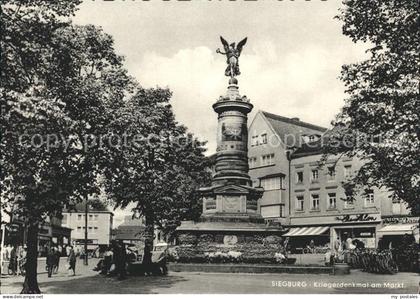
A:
334;237;342;254
115;241;127;280
309;239;315;253
346;235;355;250
5;244;12;261
101;246;113;275
283;237;290;255
67;245;76;276
46;247;56;277
17;246;27;275
54;246;61;273
8;245;17;275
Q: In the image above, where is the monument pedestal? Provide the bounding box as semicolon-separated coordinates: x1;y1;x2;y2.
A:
175;81;283;256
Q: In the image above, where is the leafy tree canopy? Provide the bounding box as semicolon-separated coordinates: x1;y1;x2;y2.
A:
324;0;419;215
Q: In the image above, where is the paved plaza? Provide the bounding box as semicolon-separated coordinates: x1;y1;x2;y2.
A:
1;258;418;294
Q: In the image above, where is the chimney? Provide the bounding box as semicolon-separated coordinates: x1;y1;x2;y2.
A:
291;117;300;122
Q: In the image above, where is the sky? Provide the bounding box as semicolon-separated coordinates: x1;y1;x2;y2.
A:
72;0;369;226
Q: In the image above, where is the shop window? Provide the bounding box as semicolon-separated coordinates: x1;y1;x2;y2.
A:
261;153;275;166
311;194;320;210
364;190;375;207
328;193;337;209
260;176;284;191
327;166;336;181
311;169;319;182
296;171;303;183
296;195;304;211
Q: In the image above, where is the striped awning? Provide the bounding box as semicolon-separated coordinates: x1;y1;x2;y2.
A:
284;226;330;237
377;224;418;235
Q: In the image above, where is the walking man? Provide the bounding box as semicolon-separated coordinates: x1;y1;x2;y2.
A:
46;248;56;278
67;245;77;276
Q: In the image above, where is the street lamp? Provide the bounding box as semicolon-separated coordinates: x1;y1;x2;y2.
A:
84;195;89;266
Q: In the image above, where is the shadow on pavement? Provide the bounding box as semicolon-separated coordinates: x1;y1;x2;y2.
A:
5;273;189;294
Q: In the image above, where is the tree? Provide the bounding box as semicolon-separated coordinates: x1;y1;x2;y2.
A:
325;0;419;215
1;1;132;292
69;197;109;212
101;87;211;265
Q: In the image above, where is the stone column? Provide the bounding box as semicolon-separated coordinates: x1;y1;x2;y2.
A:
212;80;253;187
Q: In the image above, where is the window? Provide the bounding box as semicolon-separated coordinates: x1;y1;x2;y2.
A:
261;133;267;144
249;157;257;168
88;226;93;232
260;176;284;190
94;214;99;221
328;193;337;209
62;214;67;224
344;165;352;177
311;194;320;210
296;195;304;211
311;169;319;182
77;226;81;231
365;190;375;207
89;214;93;220
251;135;259;147
296;171;303;183
261;153;275;166
309;135;315;142
327;166;336;181
77;214;82;221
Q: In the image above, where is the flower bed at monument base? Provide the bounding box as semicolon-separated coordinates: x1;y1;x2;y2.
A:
168;244;296;265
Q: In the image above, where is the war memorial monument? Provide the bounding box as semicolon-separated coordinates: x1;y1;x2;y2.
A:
174;37;284;262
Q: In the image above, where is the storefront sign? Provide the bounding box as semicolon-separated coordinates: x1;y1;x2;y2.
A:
336;214;377;223
290;213;381;226
382;216;419;224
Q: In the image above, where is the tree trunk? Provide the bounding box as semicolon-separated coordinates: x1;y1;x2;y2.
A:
21;222;41;294
142;212;154;266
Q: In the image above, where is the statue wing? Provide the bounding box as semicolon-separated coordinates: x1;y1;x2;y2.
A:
237;37;248;54
220;36;230;53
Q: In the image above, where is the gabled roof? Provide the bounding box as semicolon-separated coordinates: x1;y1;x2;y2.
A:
291;126;352;158
260;111;328;148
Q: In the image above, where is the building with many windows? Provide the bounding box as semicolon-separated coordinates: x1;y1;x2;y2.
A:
62;211;113;252
248;110;327;222
247;110;417;250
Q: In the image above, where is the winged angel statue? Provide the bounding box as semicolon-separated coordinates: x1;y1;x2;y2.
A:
216;36;247;79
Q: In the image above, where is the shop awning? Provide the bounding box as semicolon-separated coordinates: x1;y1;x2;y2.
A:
377;224;418;235
284;226;330;237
